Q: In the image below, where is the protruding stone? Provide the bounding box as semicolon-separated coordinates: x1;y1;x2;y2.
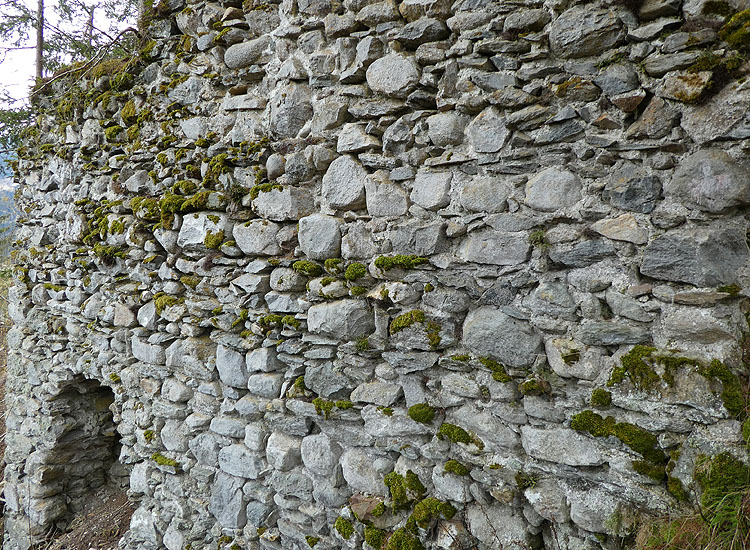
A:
524;168;581;212
216;345;249;388
298;214;342;259
548;6;624;58
366;54;420;98
322;155;367;210
233;220;281;256
463;307;542;368
459;229;530;266
466;107;509;153
410;169;452;211
307;300;375;340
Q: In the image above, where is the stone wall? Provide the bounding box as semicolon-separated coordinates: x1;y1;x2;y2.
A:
6;0;750;549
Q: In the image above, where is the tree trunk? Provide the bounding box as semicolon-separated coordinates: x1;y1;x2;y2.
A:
35;0;44;82
86;6;95;50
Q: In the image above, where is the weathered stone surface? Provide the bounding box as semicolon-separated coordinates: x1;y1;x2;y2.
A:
340;448;391;495
460;176;511;213
603;172;662;214
427;112;467;147
521;427;605;466
322;155;367;210
459;229;530;266
266;432;302;471
209;473;247;529
269;83;313;139
350;381;403;406
666;149;750;213
298;214;342;259
466;107;510;153
548;239;616;268
411;169;452;210
548;7;624;58
233;220;281;256
365;174;409;217
463;307;542;368
396;17;449;48
366;54;420;98
218;444;265;479
224;37;270;69
577;321;651;345
216;345;248;388
641;225;749;287
467;504;530;549
307;300;375;340
252;186;314;221
524;168;581;212
591;214;648;244
301;434;342;476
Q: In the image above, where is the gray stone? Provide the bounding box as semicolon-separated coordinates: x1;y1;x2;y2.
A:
641;225;749;287
298;214;342;259
524;168;581;212
177;213;230;251
427;112;468;147
341;35;384;84
266;432;302;471
337;123;380;153
577;321;651;345
246;347;283;372
460;176;511;213
591;214;648;245
396;18;450;49
639;0;681;20
216;344;248;388
382;351;440;373
350;381;403;406
224;37;270;69
410;169;452;211
233;221;281;256
594;63;640;96
218;444;265;479
548;7;624;58
605;288;653;322
365;174;409;217
643;51;701;77
322;155;367;210
366;54;420;98
209;472;247;529
666;149;750;213
520;427;605;466
523;281;577;319
504;9;550;32
603;172;662;214
467;107;510;153
459;229;530;266
166;338;216;380
188;433;222;466
161;419;189;452
131;336;165;365
467;504;530;549
252;186;314;221
340;448;391;496
548;239;616;268
307;300;375;340
301;434;342;476
247;373;284;398
432;464;472;503
463;307;542;368
269;83;313;139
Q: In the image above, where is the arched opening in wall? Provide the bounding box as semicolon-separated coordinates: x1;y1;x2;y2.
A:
33;376;133;549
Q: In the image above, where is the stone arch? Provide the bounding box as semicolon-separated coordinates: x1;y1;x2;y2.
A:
4;373;128;548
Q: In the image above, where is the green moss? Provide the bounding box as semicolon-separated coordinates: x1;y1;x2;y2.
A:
93;244;126;261
151;452;179;468
313;397;335;419
172;179;198;195
281;315;300;329
364;526;386;549
519;378;550;396
437;423;483;449
104;125;124;142
561;349;580;365
334;517;354;539
719;10;750;52
44;283;65;291
154;293;184;314
411;498;455;528
324;258;342;274
698;359;744;418
632;460;667;481
451;354;471;361
385;526;424;550
180;276;200;289
293;261;323;277
350;286;367;296
181;190;213;212
703;0;733;15
143;429;155;441
479;356;511;383
345;262;367;281
528;229;549;249
378;406;394;416
390;310;425;334
249;182;283;200
408;403;435;424
121;99;138;126
571;410;667;464
372;501;386;517
718;283;742;295
356;337;370;351
258;314;283;329
384;470;425;512
694;452;750;545
204;230;224;249
109;373;122;383
305;536;319;547
374;255;428;270
591;388;613;409
515;471;539;489
335;400;353;409
444;459;470;476
666;475;689;502
608;345;660;389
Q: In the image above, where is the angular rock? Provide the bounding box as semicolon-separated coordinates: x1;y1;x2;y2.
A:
591;214;648;244
463;307;542;368
269;83;313;139
252;186;314;221
266;432;302;471
218;444;265;479
350;381;403;406
548;239;616;268
365;175;409;217
233;220;281;256
548;7;624;58
410;169;452;211
466;107;510;153
466;504;530;548
641;225;749;287
396;18;450;49
366;54;420;98
340;448;391;496
577;321;651;345
307;300;375;340
209;472;247;529
666;149;750;213
216;344;248;388
298;214;342;259
460;176;511;213
521;427;605;466
322;155;368;210
524;168;581;212
427;112;467;147
301;434;342;476
603;172;662;214
459;229;530;266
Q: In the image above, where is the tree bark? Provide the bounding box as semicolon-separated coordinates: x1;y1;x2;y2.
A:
35;0;44;82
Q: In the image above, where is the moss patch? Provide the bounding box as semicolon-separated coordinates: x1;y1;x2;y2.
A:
292;260;323;277
334;517;353;539
407;403;435;424
437;423;484;449
444;459;470;476
374;255;428;270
